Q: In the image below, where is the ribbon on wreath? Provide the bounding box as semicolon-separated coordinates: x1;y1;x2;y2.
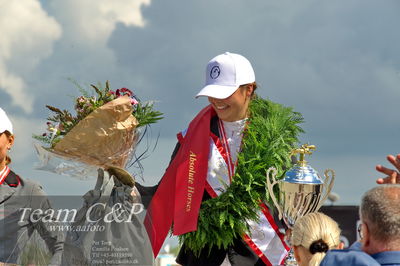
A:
205;128;289;265
144;104;288;264
144;105;215;257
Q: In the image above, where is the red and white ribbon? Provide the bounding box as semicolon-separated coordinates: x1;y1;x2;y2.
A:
206;136;289;265
0;165;10;185
217;120;235;181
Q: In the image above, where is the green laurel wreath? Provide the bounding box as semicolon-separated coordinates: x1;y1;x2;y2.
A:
179;96;304;256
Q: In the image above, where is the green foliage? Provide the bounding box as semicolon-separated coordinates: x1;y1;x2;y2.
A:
179;96;304;256
135;101;164;128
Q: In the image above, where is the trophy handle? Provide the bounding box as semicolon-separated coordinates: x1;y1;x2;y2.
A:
317;169;335;210
266;167;283;220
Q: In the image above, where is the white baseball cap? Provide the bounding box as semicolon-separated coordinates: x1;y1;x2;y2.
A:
0;108;13;134
196;52;255;99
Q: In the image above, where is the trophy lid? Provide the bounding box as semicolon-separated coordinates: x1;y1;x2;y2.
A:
283;144;324;184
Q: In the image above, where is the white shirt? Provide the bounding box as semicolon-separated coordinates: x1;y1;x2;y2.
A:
221;118;247;164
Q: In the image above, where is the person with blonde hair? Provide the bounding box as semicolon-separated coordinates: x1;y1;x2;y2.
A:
291;212;343;266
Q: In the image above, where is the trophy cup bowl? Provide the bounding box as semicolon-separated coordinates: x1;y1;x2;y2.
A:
266;144;335;265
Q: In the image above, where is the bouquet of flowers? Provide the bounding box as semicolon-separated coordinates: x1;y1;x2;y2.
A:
33;81;158;266
34;81;163;180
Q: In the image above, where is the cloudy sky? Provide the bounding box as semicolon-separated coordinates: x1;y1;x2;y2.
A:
1;0;399;206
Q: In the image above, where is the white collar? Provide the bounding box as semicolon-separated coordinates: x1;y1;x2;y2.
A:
221;118;247;130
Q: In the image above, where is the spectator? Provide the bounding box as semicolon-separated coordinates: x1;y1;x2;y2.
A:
291;212;343;266
0;107;63;265
321;185;400;265
359;185;400;264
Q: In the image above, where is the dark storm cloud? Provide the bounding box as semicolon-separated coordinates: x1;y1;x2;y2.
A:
108;0;400;156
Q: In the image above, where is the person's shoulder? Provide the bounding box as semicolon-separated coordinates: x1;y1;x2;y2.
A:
320;248;380;266
371;251;400;266
18;175;46;196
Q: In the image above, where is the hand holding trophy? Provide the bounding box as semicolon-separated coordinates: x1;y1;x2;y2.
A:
266;144;335;266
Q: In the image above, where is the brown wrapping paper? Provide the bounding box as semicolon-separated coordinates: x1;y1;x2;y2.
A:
51;96;138;168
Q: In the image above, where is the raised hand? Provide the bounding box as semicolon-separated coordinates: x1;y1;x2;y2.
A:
376;154;400;184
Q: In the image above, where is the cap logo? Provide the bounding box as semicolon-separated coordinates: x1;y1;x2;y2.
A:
210;66;220;79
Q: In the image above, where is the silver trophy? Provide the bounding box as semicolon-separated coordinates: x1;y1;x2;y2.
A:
266;144;335;266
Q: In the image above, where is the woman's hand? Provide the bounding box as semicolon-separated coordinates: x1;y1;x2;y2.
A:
376;154;400;184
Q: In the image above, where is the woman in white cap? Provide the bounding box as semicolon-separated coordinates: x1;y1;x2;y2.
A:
0;108;63;265
0;108;14;174
139;52;303;265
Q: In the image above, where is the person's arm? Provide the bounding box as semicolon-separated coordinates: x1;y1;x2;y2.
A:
136;141;181;208
29;184;64;266
375;154;400;184
135;183;159;208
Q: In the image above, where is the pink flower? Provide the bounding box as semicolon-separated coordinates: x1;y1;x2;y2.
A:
131;98;139;105
77;96;86;104
116;88;133;97
76;107;85;115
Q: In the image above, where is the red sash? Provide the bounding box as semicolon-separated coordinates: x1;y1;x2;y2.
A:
144;105;215;257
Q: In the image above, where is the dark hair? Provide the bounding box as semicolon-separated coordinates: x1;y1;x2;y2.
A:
250;81;258;95
309;239;329;254
1;131;12;165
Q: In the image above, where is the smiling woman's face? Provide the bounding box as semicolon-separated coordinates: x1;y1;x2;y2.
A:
208;85;253;122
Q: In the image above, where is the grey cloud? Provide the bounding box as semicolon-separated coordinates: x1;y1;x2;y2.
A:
107;0;400;152
2;0;399;204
